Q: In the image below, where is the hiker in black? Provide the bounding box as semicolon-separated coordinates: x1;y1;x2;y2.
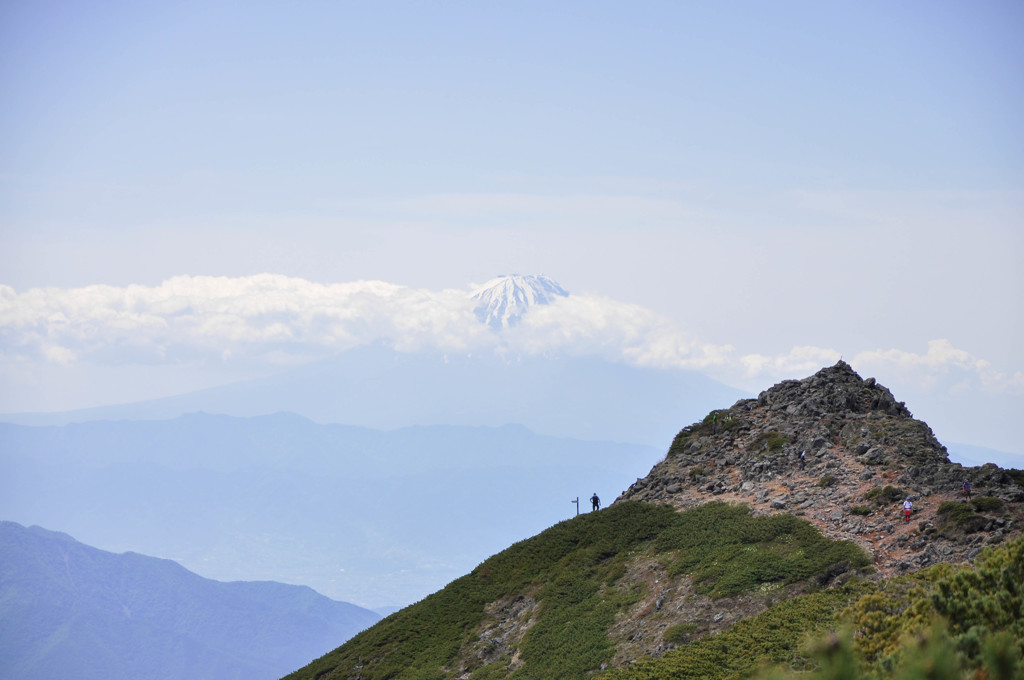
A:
962;479;972;501
799;450;806;470
590;493;600;511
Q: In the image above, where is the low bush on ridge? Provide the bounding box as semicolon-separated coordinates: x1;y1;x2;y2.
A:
864;485;904;504
606;537;1024;680
971;495;1004;512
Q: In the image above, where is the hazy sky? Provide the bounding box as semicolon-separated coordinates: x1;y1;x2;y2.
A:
2;2;1022;451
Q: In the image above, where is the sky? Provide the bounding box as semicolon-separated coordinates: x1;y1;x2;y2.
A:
1;1;1022;452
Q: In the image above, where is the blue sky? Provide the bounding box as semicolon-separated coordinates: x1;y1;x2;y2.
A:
1;2;1022;452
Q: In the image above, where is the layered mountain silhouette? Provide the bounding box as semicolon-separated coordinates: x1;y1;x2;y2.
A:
0;521;379;680
0;344;746;448
283;362;1023;680
0;414;663;607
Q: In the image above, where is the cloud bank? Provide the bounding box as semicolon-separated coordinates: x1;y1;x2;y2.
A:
1;275;1019;398
0;275;486;367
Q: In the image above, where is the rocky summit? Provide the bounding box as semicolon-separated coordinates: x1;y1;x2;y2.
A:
617;361;1024;577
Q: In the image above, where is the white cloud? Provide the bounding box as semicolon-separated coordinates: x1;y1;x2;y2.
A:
2;276;1020;404
725;340;1022;398
0;275;490;366
852;340;1024;396
42;344;75;364
501;294;740;372
739;346;843;381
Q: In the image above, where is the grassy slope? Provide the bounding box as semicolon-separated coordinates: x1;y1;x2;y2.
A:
607;536;1024;680
284;501;870;680
600;585;869;680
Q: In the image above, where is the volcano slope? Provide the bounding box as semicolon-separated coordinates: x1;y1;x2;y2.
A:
283;362;1023;680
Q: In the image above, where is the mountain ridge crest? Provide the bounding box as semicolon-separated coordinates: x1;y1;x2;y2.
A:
618;360;1023;576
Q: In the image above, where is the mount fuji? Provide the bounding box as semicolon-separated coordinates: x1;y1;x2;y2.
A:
471;274;569;329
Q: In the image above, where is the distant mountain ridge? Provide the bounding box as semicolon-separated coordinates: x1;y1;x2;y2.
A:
0;521;379;680
0;414;663;607
0;345;746;448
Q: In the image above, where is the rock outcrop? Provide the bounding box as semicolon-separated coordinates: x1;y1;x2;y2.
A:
616;361;1023;576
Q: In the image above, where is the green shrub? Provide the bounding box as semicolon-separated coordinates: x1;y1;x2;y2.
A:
750;431;791;454
668;430;693;458
931;536;1024;659
689;467;706;479
937;501;985;531
739;538;1024;680
663;623;698;644
604;586;868;680
864;485;903;504
818;474;838;488
1007;469;1024;487
668;410;733;457
850;506;873;516
971;496;1003;512
938;501;975;521
654;503;870;599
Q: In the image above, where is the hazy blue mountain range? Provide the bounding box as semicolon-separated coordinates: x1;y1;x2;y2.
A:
0;521;379;680
0;345;747;448
0;413;663;607
945;441;1024;469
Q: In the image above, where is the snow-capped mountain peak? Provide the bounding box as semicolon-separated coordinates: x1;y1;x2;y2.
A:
470;275;569;330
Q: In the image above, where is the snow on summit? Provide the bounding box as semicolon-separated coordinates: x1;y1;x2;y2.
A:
471;275;569;330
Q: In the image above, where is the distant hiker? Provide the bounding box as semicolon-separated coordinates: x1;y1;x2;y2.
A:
591;493;600;512
962;479;972;501
712;412;719;434
903;497;913;522
799;450;806;470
